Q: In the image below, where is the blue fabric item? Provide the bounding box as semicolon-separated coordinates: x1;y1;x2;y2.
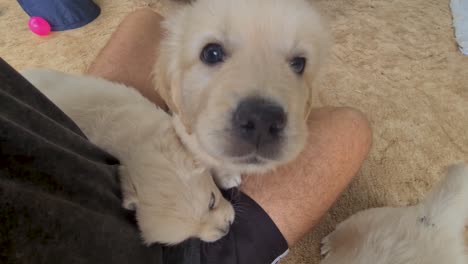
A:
17;0;100;31
451;0;468;55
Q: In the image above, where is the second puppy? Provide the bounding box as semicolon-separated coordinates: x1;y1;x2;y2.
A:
22;69;235;245
321;164;468;264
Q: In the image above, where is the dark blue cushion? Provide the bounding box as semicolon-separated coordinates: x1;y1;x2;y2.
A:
18;0;100;31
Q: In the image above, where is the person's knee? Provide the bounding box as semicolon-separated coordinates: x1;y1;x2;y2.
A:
332;107;372;149
308;106;372;159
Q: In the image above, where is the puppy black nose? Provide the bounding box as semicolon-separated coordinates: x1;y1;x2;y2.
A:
232;97;286;147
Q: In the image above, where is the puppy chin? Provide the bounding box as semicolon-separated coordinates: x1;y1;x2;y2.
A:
226;145;303;174
228;159;280;174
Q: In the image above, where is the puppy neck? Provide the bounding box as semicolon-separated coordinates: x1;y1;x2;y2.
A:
172;115;221;168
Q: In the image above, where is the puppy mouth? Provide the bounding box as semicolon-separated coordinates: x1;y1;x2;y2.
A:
217;226;230;235
230;154;269;165
243;156;263;164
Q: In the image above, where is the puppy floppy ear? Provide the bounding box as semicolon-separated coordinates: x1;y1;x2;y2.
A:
154;42;180;115
154;43;195;133
303;31;331;119
301;6;331;119
304;75;316;119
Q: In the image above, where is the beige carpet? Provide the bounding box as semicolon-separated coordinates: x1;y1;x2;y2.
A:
1;0;467;263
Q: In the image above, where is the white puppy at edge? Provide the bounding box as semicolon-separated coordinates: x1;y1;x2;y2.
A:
21;69;235;245
321;164;468;264
154;0;330;189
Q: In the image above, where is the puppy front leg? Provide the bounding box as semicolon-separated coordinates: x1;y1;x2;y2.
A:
321;219;362;258
212;168;242;190
119;166;139;211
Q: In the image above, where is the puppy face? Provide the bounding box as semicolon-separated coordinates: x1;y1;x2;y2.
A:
135;141;235;245
156;0;329;172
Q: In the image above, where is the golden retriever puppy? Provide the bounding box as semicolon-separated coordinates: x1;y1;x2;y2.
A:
321;164;468;264
154;0;330;188
21;69;235;245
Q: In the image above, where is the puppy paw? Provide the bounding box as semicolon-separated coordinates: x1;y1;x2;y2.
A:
213;170;242;189
218;174;242;189
122;196;138;211
320;234;332;256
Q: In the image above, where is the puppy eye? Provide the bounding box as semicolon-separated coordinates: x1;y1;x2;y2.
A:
209;192;216;211
290;57;307;75
201;43;225;65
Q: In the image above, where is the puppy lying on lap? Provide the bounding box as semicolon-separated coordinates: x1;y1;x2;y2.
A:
154;0;330;189
22;69;235;245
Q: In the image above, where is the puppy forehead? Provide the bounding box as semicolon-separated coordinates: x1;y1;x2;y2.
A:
184;0;322;54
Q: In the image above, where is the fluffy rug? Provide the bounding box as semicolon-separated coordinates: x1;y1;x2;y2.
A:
1;0;467;263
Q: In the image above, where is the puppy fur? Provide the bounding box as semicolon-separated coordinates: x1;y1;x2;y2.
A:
321;164;468;264
154;0;330;188
21;69;235;245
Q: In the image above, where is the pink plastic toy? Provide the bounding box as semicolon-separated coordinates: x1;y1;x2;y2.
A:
28;17;51;36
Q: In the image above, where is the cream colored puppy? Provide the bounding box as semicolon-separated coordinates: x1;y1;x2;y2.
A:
154;0;330;188
321;164;468;264
21;69;235;245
